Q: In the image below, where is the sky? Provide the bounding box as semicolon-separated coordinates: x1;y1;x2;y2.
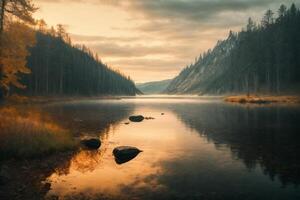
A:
34;0;298;83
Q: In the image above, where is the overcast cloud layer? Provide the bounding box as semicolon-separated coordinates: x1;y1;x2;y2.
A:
36;0;299;82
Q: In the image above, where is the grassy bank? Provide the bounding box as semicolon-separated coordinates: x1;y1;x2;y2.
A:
0;107;77;159
4;94;123;106
224;95;300;104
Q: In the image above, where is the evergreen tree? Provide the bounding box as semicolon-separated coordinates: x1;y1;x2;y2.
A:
166;4;300;95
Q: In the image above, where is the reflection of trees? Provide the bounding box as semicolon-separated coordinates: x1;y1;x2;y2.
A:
0;101;135;199
71;131;111;174
44;101;135;135
172;103;300;187
0;151;74;199
70;150;104;173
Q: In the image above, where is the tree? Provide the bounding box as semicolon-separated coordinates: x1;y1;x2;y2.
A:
246;17;256;32
262;9;274;27
0;21;35;96
290;3;297;16
0;0;36;99
278;4;287;18
0;0;37;34
56;24;68;41
37;19;47;33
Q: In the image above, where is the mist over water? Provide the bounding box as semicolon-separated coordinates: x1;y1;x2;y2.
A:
41;96;300;200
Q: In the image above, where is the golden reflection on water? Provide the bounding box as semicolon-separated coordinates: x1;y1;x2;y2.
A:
46;107;230;199
43;98;300;200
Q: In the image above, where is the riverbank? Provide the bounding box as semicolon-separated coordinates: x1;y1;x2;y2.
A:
224;95;300;104
5;95;123;104
0;106;77;159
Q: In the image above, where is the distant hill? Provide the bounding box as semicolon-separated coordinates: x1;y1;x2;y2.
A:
165;4;300;95
137;79;172;94
18;31;139;96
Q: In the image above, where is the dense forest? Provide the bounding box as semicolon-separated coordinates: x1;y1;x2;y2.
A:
0;0;138;100
22;27;138;96
165;4;300;95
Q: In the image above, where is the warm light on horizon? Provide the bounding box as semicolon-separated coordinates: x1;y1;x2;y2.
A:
34;0;297;83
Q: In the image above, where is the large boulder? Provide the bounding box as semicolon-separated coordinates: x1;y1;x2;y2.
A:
129;115;144;122
81;138;101;149
113;146;142;164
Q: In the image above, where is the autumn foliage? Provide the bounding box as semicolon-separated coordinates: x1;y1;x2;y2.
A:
0;21;35;95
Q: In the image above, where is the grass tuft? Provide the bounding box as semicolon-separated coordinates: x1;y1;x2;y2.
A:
0;107;77;159
224;95;300;104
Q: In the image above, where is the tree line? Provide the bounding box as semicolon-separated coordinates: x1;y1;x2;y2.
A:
21;23;137;96
166;4;300;95
0;0;138;99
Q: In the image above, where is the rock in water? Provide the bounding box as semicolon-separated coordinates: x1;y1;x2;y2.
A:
129;115;144;122
81;138;101;149
113;146;142;164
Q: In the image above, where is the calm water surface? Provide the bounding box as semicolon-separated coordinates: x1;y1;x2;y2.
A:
43;96;300;200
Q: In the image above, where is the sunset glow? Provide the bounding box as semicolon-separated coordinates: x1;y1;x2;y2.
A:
33;0;297;83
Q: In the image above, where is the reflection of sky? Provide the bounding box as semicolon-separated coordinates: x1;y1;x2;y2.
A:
46;99;300;199
35;0;300;82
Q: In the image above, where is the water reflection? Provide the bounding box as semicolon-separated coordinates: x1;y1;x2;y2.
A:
171;103;300;187
44;100;135;135
43;98;300;200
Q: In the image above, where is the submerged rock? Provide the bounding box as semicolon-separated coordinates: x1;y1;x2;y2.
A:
113;146;142;164
129;115;144;122
81;138;101;149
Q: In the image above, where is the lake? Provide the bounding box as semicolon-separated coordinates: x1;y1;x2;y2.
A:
3;96;300;200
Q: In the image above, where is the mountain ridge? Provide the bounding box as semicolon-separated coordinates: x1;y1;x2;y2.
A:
165;4;300;95
137;79;172;94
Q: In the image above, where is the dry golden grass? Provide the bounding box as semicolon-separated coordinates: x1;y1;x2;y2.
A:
224;95;300;104
6;94;29;103
0;107;77;159
5;95;122;105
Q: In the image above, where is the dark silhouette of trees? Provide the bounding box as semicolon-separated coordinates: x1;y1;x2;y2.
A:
262;9;274;27
166;4;300;95
1;1;138;99
15;25;138;96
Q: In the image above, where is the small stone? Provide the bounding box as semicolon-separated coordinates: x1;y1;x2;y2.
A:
129;115;144;122
81;138;101;149
113;146;142;164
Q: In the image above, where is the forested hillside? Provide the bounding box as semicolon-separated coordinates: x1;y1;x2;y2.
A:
165;4;300;95
0;1;138;99
137;79;171;94
20;28;138;96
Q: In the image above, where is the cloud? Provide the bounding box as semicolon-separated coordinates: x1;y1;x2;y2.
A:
36;0;300;82
109;58;188;70
86;42;195;58
40;0;297;23
71;34;140;43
